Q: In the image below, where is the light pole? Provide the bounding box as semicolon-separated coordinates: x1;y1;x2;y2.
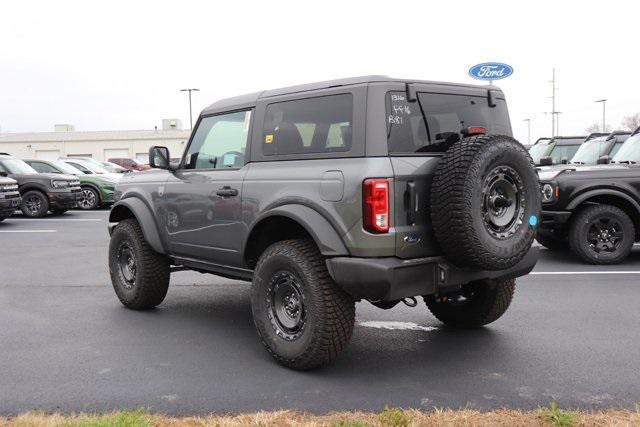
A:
595;99;607;132
523;118;531;145
180;88;200;130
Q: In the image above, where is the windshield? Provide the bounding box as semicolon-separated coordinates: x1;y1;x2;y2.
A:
529;142;552;163
52;161;83;175
612;134;640;163
549;144;581;163
0;158;38;174
570;137;607;164
386;91;512;154
68;159;109;174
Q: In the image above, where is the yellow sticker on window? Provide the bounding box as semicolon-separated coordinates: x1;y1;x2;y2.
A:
265;134;273;143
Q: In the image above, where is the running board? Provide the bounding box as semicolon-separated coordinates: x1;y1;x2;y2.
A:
170;256;253;282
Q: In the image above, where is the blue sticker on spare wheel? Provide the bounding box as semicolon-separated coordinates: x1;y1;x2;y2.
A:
469;62;514;80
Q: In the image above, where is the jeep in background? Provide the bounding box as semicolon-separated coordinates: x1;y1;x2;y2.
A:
0;153;82;217
107;76;540;369
0;176;21;222
25;159;119;210
569;131;631;165
529;136;586;166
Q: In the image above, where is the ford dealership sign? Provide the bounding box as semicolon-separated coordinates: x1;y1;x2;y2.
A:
469;62;513;81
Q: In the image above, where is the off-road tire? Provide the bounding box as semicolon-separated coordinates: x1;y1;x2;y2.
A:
108;218;170;309
425;278;516;328
569;204;635;265
21;190;49;218
251;239;355;370
79;187;100;210
536;229;569;251
430;135;540;270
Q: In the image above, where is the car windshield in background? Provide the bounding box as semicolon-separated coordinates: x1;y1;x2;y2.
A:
72;160;109;174
612;134;640;163
529;141;552;163
549;143;581;163
1;158;38;174
570;137;607;164
52;161;82;175
386;91;511;154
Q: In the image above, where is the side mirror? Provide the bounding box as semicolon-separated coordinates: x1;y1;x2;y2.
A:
149;146;170;169
561;157;568;165
597;155;611;165
539;156;553;166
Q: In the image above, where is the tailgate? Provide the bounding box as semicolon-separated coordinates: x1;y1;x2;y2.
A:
391;156;441;258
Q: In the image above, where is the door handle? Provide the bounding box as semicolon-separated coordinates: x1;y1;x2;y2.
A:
216;186;238;197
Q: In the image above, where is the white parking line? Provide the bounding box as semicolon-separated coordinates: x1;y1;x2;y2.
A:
0;230;57;233
8;219;102;222
531;271;640;275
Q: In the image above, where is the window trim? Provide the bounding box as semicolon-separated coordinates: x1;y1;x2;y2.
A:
178;107;255;172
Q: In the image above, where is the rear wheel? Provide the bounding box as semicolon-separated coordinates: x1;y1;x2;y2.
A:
425;278;516;328
108;218;170;309
78;187;100;210
251;239;355;370
569;205;634;264
536;229;569;250
21;190;49;218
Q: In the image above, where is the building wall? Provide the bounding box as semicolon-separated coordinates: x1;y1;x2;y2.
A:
0;129;191;162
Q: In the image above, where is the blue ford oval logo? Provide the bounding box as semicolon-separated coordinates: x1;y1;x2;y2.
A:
469;62;514;81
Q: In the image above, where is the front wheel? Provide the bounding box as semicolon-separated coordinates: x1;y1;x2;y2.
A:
78;187;100;210
251;239;355;370
108;218;170;309
569;204;635;264
424;278;515;328
21;190;49;218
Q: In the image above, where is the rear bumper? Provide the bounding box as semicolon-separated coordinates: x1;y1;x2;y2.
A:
326;248;539;301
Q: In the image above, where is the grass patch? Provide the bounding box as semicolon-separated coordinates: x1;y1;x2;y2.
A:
2;406;639;426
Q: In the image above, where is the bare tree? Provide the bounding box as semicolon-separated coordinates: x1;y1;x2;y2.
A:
585;123;601;134
621;113;640;132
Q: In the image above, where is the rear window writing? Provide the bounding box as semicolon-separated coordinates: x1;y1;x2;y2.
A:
386;91;512;154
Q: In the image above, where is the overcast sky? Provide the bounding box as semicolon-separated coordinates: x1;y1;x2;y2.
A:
1;0;638;143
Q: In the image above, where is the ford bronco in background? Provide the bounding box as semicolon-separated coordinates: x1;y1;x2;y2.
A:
0;176;21;221
537;127;640;264
0;153;82;217
108;76;541;369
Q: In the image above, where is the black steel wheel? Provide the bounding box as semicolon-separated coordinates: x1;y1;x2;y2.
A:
20;190;49;218
569;204;634;264
251;239;355;370
481;165;526;240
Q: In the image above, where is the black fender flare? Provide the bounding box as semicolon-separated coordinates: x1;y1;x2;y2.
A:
566;189;640;215
245;204;349;257
109;197;165;254
19;183;49;196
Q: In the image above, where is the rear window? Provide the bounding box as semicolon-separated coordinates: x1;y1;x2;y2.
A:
262;94;353;156
386;91;511;154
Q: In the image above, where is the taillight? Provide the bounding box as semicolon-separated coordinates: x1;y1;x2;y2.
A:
363;178;390;233
462;126;487;136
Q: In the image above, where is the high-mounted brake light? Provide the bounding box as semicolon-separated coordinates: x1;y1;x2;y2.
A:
363;178;390;233
462;126;487;136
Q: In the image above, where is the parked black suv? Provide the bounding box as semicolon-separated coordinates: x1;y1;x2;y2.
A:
108;76;540;369
0;153;82;217
529;136;586;166
537;130;640;264
0;176;21;221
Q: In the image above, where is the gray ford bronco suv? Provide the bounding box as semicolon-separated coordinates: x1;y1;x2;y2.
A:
108;76;541;369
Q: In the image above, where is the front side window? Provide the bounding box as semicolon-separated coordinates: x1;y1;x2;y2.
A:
29;161;60;174
386;91;512;154
184;110;252;169
549;144;581;163
262;94;353;156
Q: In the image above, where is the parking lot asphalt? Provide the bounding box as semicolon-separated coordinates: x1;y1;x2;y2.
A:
1;209;639;415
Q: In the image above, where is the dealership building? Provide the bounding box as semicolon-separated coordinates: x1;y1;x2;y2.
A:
0;119;191;162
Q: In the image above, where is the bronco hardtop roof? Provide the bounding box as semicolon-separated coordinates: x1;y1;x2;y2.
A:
550;136;587;145
201;75;501;115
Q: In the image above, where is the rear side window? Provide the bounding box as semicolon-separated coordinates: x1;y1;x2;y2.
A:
262;94;353;156
386;91;512;154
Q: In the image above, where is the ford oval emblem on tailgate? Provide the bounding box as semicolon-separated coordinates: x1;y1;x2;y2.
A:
469;62;513;81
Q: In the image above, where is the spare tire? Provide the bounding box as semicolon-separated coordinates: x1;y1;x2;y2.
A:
430;134;540;270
